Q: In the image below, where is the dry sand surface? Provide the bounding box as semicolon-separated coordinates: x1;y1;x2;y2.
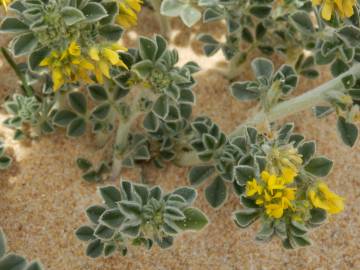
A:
0;8;359;270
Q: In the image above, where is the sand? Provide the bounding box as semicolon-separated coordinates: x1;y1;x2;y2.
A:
0;8;359;270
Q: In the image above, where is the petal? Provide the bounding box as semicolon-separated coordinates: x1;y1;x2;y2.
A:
68;41;81;56
89;47;100;61
322;0;334;20
102;48;120;65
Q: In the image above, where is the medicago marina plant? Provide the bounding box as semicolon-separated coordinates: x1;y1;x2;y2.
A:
0;0;358;264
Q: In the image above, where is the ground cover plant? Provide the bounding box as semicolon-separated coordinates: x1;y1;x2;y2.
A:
0;0;359;266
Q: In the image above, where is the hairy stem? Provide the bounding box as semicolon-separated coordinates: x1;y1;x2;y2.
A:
176;63;360;167
150;0;171;40
1;47;34;97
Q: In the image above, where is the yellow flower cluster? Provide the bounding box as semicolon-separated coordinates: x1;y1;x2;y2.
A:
40;42;127;91
117;0;143;28
312;0;356;20
308;181;344;214
246;170;297;219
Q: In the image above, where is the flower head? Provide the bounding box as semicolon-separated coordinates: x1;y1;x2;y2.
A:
116;0;143;28
312;0;356;20
245;170;297;219
308;181;344;214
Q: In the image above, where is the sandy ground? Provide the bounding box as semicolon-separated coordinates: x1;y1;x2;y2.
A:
0;8;359;270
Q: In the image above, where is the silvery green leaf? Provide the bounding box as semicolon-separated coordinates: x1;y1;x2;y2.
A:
68;92;87;114
313;106;333;118
67;117;86;137
12;33;38;56
98;24;123;41
160;0;185;17
337;116;358;147
86;239;104;258
337;26;360;47
205;176;227;208
143;112;159;132
0;17;29;33
92;103;111;120
121;223;140;237
82;2;108;22
290;221;308;236
164;206;186;221
173;187;197;204
231;81;259;101
75;226;95;241
248;5;271;19
86;205;106;224
180;5;201;27
309;208;327;224
0;155;12;170
87;84;108;101
188;165;215;186
234;165;254;185
53;110;77;127
251;57;273;80
290;11;314;34
174;208;208;231
132;60;153;78
0;254;27;270
118;201;142;217
233;209;259;228
133;183;149;204
94;224;114;240
99;186;122;208
104;243;116;257
152;95;169;119
25;261;43;270
61;7;86;26
304;156;333;177
139;37;157;60
100;209;125;229
297;141;315;164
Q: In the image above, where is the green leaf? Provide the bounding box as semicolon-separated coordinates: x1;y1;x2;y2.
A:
0;228;6;258
100;209;125;228
68;92;87;114
143;112;159;132
304;157;333;177
86;239;104;258
188;165;215;186
175;208;208;231
297;141;315;164
0;17;29;33
132;60;153;78
53;110;77;127
152;95;169;119
28;47;50;72
233;209;259;228
251;57;273;79
180;5;201;27
230;82;259;101
205;176;227;208
0;254;27;270
0;156;12;170
98;24;123;41
331;59;349;77
61;7;85;26
75;226;95;241
139;37;157;60
234;165;255;185
337;117;358;147
87;84;108;101
25;261;43;270
164;206;186;220
337;26;360;47
173;187;197;204
290;11;314;34
248;5;272;19
82;2;108;22
86;205;106;224
160;0;185;17
92;103;111;120
94;224;114;240
99;186;122;208
309;208;327;224
104;243;116;257
118;201;142;217
291;235;312;247
12;33;38;56
67;117;86;137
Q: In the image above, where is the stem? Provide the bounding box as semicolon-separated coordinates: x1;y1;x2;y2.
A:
150;0;171;39
111;120;132;180
231;63;360;136
1;47;34;97
227;51;245;80
176;63;360;167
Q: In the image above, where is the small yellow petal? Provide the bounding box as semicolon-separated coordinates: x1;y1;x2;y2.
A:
68;41;81;56
89;47;100;61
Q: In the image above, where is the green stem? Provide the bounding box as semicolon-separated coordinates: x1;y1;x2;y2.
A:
150;0;171;39
1;47;34;97
176;63;360;166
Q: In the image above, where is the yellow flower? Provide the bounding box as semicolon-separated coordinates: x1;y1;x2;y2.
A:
308;181;344;214
266;145;302;178
40;42;94;91
312;0;356;20
246;179;263;197
116;0;143;28
281;167;297;184
246;171;297;219
88;43;128;83
1;0;12;11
